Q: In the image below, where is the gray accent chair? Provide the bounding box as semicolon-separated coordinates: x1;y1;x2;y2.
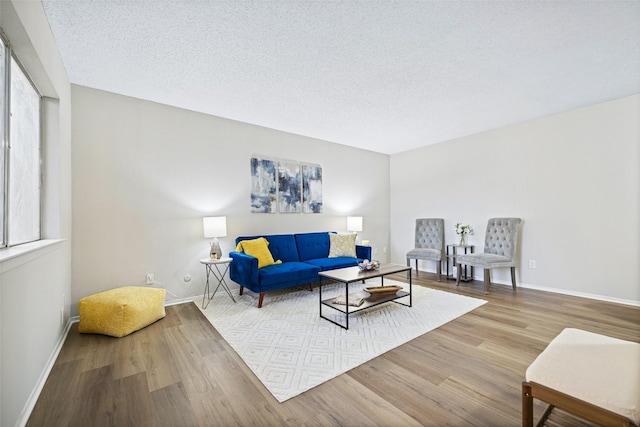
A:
406;218;444;281
456;217;522;294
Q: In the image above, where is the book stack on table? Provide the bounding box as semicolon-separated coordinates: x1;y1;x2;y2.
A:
332;294;365;307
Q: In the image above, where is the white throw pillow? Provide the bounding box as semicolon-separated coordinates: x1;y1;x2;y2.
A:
328;233;357;258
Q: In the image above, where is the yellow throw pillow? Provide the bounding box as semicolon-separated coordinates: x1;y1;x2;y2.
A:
328;233;357;258
235;237;282;268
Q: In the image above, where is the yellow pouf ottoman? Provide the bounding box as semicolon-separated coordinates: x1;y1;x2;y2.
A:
78;286;166;337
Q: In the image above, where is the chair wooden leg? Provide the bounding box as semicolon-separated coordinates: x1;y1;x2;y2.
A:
258;292;265;308
511;267;517;291
415;259;419;276
484;269;491;294
436;261;441;282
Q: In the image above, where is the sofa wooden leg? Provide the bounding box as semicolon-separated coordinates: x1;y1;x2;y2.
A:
258;292;264;308
239;286;244;295
309;283;313;291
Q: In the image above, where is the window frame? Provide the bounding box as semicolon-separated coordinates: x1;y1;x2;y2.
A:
0;31;44;249
1;33;7;247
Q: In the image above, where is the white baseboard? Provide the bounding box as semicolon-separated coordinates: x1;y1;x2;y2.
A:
166;296;199;306
514;281;640;307
414;268;640;307
474;276;640;307
16;317;75;427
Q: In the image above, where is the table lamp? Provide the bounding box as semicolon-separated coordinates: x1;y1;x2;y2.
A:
203;216;227;259
347;216;363;234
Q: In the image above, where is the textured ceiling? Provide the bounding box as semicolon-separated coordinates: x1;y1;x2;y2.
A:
41;1;640;155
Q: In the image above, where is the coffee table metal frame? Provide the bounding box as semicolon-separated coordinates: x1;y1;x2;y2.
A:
318;263;412;330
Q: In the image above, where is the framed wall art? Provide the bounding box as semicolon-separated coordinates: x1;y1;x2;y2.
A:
302;163;322;213
250;156;321;214
250;157;277;213
278;161;301;213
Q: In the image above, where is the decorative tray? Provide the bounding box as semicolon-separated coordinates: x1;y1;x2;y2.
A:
364;285;403;295
358;260;381;271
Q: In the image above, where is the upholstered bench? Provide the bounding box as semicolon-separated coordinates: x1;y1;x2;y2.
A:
78;286;166;337
522;328;640;426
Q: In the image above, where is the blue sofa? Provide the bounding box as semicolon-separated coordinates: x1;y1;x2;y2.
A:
229;232;372;307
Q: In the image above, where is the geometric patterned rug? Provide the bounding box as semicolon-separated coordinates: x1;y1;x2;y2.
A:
198;278;486;402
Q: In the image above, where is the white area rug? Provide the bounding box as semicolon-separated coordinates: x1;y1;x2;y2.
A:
198;279;486;402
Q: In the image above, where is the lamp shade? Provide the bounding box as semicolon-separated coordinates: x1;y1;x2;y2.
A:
347;216;363;232
203;216;227;238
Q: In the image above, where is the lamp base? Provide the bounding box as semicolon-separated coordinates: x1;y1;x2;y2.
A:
210;238;222;259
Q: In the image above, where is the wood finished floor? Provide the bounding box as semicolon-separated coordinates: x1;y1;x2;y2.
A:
27;272;640;427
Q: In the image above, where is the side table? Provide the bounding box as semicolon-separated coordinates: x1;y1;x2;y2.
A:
445;244;475;281
200;257;235;309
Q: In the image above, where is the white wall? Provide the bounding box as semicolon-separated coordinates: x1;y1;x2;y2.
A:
71;85;390;311
0;1;72;426
390;94;640;304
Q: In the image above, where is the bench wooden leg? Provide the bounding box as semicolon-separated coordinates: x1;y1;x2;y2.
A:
523;381;634;427
522;382;533;427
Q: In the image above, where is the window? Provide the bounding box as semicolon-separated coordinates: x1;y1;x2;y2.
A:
1;35;42;248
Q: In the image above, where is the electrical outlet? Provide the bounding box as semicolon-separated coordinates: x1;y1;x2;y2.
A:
146;273;155;285
528;260;536;269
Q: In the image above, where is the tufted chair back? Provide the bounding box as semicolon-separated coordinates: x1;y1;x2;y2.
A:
415;218;444;252
483;218;521;261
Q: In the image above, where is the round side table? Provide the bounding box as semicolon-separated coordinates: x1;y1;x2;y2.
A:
200;257;235;309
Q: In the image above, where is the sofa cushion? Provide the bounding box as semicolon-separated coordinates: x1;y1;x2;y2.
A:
328;233;357;257
258;262;321;288
235;237;281;268
295;232;331;261
304;257;361;271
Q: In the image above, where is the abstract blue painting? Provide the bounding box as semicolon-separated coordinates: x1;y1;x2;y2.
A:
278;161;301;213
302;164;323;213
250;157;276;213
